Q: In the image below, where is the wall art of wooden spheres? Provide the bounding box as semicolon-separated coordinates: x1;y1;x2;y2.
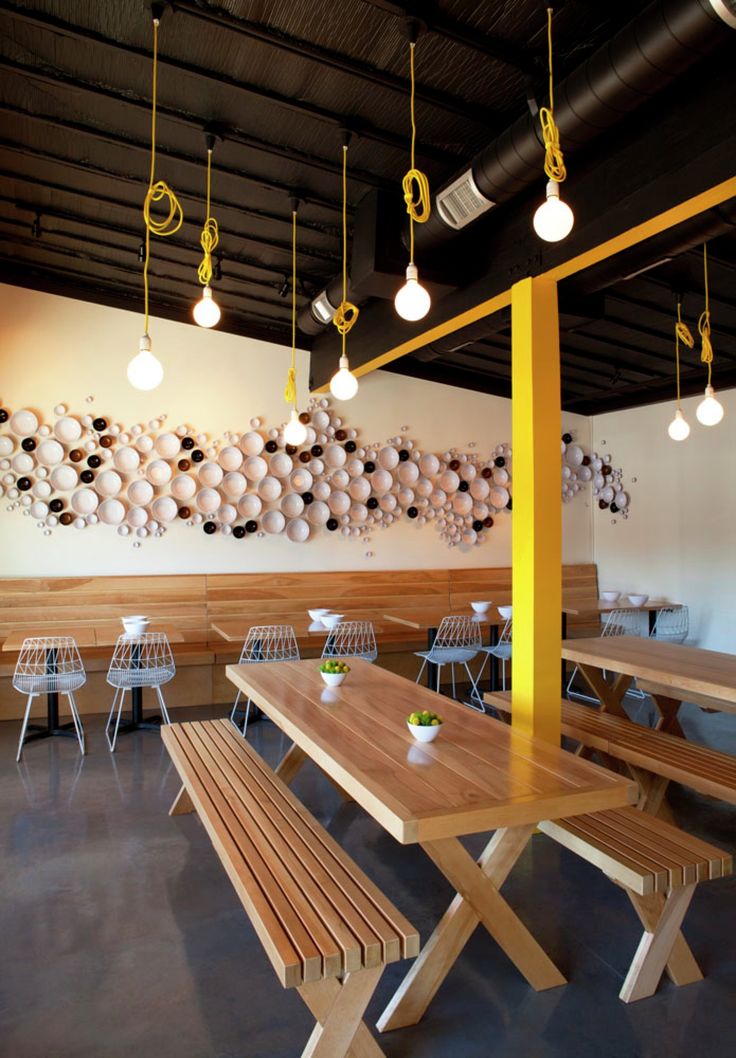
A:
0;400;631;548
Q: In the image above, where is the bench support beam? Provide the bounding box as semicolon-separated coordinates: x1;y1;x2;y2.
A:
299;966;385;1058
620;883;697;1003
169;784;195;816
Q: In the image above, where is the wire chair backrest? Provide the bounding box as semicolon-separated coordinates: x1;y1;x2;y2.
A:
107;632;176;688
13;636;86;694
602;609;644;638
651;606;689;640
497;618;513;646
433;615;483;652
238;625;300;664
321;621;378;661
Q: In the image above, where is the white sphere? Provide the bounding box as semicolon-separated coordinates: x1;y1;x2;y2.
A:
96;470;123;497
221;471;246;498
239;431;264;456
578;465;592;482
439;469;459;493
12;453;34;474
196;488;221;514
9;409;39;436
71;488;99;515
152;496;178;523
36;439;64;466
218;445;243;471
290;467;313;492
30;501;49;519
397;461;419;485
128;506;148;528
257;475;282;503
565;444;584;467
379;493;397;512
263;509;286;535
324;444;347;469
50;465;77;491
307;500;330;525
370;469;393;495
398;487;415;507
460;463;476;482
348;502;367;524
470;477;489;501
98;498;126;525
312;410;330;431
135;434;154;454
154;432;180;459
244;455;268;481
331;469;349;489
281;492;305;518
462;529;478;546
348;477;370;502
286;517;310;543
347;458;364;478
169;475;195;502
308;458;324;477
269;452;293;478
430;488;447;508
0;436;14;456
114;446;140;473
473;502;489;520
237;494;262;519
453;492;473;515
313;480;331;502
415;476;433;498
32;480;52;499
418;453;440;477
614;491;629;509
218;503;237;525
198;461;224;487
146;459;172;486
378;446;399;470
53;417;82;444
327;490;350;515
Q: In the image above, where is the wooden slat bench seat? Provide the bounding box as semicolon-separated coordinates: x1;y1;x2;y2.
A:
483;691;736;812
162;719;419;1058
538;806;732;1002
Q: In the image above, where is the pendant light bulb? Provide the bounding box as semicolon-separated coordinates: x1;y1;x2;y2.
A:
394;263;431;322
193;285;221;328
533;180;574;242
283;409;308;446
667;408;690;442
696;384;724;426
128;335;163;391
330;355;359;401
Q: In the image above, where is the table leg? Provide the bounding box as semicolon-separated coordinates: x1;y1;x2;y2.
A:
113;639;164;737
426;626;438;690
22;646;78;748
376;825;564;1033
650;693;685;738
648;609;657;636
576;664;632;717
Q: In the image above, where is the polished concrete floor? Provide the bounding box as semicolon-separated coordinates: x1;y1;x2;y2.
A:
1;704;735;1058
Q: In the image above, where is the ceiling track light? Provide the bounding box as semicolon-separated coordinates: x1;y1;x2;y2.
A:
667;296;693;441
193;128;222;328
129;6;183;390
329;133;359;401
533;7;574;242
283;197;309;446
696;242;724;426
394;24;431;323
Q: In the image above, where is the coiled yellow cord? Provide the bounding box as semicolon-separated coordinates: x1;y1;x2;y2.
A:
142;19;183;333
197;148;219;286
674;300;693;407
284;208;298;407
539;7;566;183
402;41;431;263
698;243;713;384
332;143;359;350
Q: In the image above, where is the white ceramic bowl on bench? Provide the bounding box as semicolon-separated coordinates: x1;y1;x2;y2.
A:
320;613;344;630
308;608;330;622
600;591;621;603
122;615;149;635
497;605;513;621
628;594;649;607
471;600;492;614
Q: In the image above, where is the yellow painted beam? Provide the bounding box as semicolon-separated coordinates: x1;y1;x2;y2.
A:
511;276;561;744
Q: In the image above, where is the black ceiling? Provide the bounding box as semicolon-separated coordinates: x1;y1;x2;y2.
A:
0;0;734;412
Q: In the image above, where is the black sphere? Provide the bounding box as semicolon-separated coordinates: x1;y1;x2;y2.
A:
181;436;195;450
285;444;298;456
598;500;609;510
21;437;36;452
191;449;204;463
458;480;469;492
366;497;379;510
310;444;323;457
301;491;314;505
562;432;573;445
87;454;101;468
494;456;505;467
245;520;258;533
49;498;64;513
80;470;95;484
0;409;8;423
506;498;512;510
472;519;484;532
17;476;32;491
203;521;216;535
92;417;107;432
610;502;619;514
406;506;418;519
265;440;278;453
326;517;339;531
344;440;357;453
232;525;246;539
398;449;410;462
363;460;375;474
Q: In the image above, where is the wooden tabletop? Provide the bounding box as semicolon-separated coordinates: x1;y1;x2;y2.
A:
383;608;502;631
2;624;184;651
562;636;736;704
211;617;384;642
226;658;635;844
563;599;680;617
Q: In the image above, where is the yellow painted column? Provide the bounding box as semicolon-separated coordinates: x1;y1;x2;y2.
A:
511;276;561;743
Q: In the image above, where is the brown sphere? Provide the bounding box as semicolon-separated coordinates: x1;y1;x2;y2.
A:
59;512;74;526
178;506;190;519
69;448;84;462
177;459;191;472
99;435;113;448
298;412;310;424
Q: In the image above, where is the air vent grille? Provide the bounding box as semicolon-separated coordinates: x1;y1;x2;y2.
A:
436;170;495;230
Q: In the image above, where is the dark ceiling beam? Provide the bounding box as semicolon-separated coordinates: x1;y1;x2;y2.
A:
562;364;736;416
172;0;499;127
381;356;512;399
358;0;538;75
0;158;339;268
639;272;736;314
0;99;343;223
461;339;610;393
608;290;736;338
0;55;392;193
601;304;736;361
0;0;460;165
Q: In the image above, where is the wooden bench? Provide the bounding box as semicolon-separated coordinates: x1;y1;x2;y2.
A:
162;719;419;1058
538;806;732;1002
483;691;736;814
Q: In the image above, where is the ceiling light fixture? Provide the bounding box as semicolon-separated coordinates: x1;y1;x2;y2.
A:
667;296;692;442
129;5;183;390
695;243;724;426
193;131;221;328
329;134;359;401
533;7;574;243
394;22;431;322
283;199;309;446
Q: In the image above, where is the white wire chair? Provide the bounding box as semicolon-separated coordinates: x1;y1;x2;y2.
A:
566;607;644;702
13;636;86;762
473;617;513;704
415;615;482;702
105;632;175;751
650;606;689;643
321;620;378;663
231;624;300;736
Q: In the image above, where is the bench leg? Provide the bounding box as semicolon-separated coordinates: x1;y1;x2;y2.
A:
276;743;354;802
169;784;195;816
620;883;697;1002
627;766;673;820
627;890;703;988
377;826;565;1033
576;665;633;717
299;965;385;1058
650;693;686;738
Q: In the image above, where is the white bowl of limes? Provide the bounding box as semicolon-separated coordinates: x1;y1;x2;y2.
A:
407;710;443;742
320;660;350;686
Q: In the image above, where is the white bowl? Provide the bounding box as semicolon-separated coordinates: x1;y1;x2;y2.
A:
471;600;492;614
308;608;330;621
497;605;513;620
122;615;150;635
321;613;344;630
600;591;621;603
320;670;347;687
628;594;649;607
407;721;442;743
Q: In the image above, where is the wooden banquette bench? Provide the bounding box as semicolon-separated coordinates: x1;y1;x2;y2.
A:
0;563;600;719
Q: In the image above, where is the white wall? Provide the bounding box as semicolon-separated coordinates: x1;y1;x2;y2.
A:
0;283;592;575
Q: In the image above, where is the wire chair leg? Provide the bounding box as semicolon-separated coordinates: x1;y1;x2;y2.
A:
241;698;253;738
66;692;86;755
436;664;443;694
450;665;456;700
415;658;428;685
501;659;506;692
106;688;126;753
16;693;35;763
229;689;242;723
464;663;485;712
155;684;171;725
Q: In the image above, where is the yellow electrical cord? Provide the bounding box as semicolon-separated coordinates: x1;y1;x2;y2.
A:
539;7;566;183
674;299;693;407
401;40;431;264
197;148;219;287
332;143;359;348
284;209;298;407
142;18;183;333
698;243;714;384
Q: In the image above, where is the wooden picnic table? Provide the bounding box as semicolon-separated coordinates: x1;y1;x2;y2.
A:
561;635;736;736
226;658;635;1029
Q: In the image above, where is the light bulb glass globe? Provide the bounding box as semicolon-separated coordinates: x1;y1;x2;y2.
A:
667;408;690;442
283;409;308;446
533;180;574;242
330;355;359;401
695;385;724;426
193;285;221;328
127;336;163;391
394;263;431;322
